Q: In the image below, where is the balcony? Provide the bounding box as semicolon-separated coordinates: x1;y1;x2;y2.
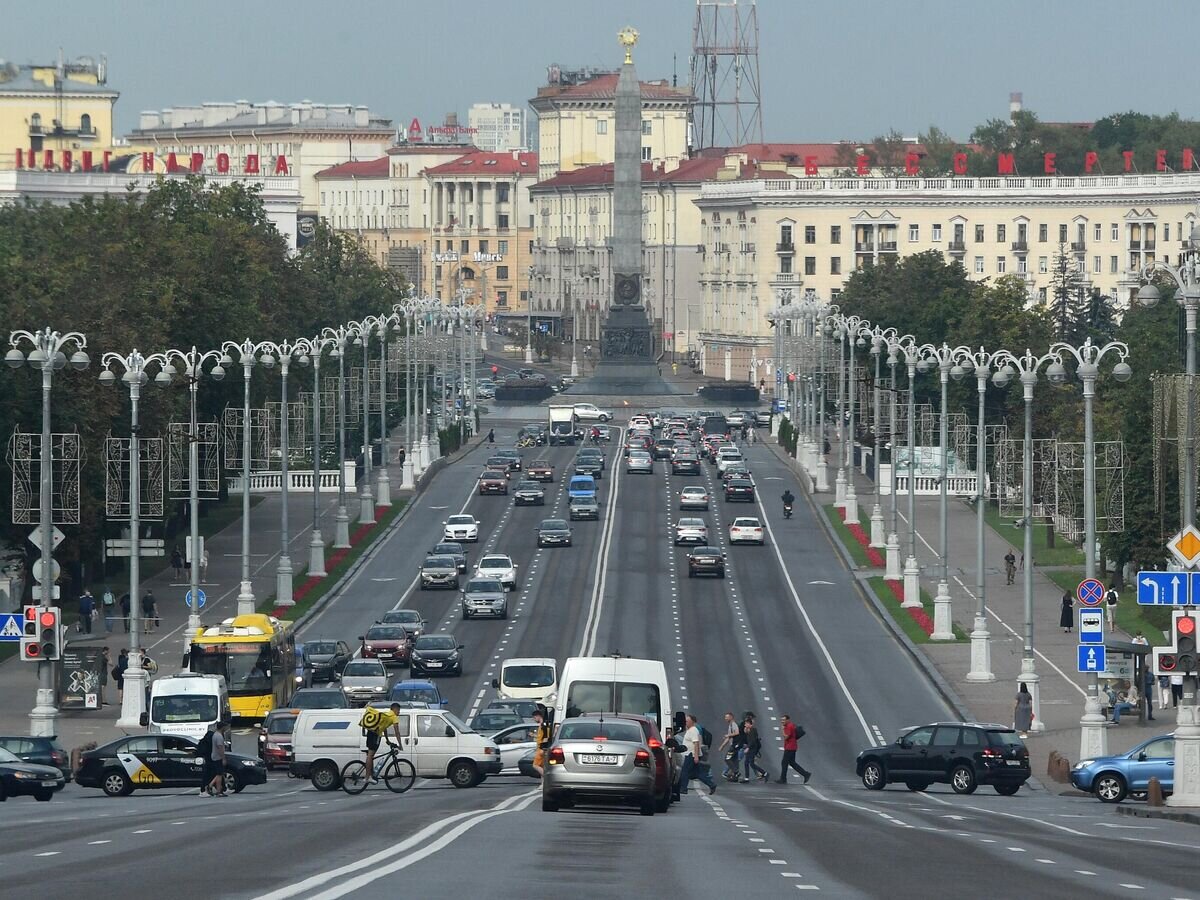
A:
1011;240;1029;253
772;273;799;283
1144;241;1157;252
716;242;730;253
879;241;898;252
776;241;795;253
1071;241;1087;254
741;243;756;254
947;241;966;254
854;242;875;253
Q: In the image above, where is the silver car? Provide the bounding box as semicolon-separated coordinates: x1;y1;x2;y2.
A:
420;555;460;590
626;449;654;474
339;659;389;706
674;517;709;545
461;577;508;620
542;716;658;815
679;486;710;510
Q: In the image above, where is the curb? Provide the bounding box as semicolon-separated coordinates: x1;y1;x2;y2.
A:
1116;804;1200;826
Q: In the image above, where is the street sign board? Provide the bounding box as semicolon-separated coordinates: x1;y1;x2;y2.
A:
1078;645;1107;673
1136;571;1193;606
1078;609;1105;644
185;589;206;610
0;613;22;642
1167;524;1200;569
58;646;102;710
105;539;165;549
776;370;783;385
104;547;165;558
30;585;60;601
1102;652;1134;682
1077;578;1106;607
27;526;65;554
30;556;60;585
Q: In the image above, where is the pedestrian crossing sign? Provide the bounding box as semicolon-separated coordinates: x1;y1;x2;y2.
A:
0;614;22;641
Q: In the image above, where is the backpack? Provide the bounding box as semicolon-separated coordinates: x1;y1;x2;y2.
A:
698;725;713;760
196;731;213;761
102;591;114;607
359;707;383;734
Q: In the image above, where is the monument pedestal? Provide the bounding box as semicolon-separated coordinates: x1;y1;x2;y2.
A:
568;306;673;396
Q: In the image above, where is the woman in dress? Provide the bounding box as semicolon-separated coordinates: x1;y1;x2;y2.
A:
1014;683;1034;739
1059;592;1074;633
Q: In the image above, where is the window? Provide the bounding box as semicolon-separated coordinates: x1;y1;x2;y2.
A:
931;727;962;747
797;225;813;245
1016;223;1027;242
1110;256;1119;274
975;224;985;243
974;256;984;274
831;257;841;275
479;240;489;253
996;257;1006;274
959;727;982;748
1038;287;1047;302
908;224;920;242
434;240;441;252
461;240;469;253
1093;256;1101;274
641;119;652;135
498;240;508;254
1094;223;1102;241
1111;223;1119;241
498;214;509;228
996;224;1006;242
779;256;792;274
497;184;510;203
830;225;841;244
497;266;509;279
596;120;607;135
932;224;942;241
1017;257;1027;274
804;257;816;275
30;112;41;129
953;223;964;242
641;147;652;161
903;727;935;747
780;224;793;246
496;290;508;307
1039;223;1048;242
1165;223;1171;242
1059;224;1068;243
1038;256;1048;274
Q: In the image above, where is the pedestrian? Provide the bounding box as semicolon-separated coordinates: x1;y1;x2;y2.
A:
1018;551;1025;571
101;586;115;633
205;722;228;797
1143;667;1156;722
1171;673;1184;707
1004;549;1016;585
1059;592;1074;634
113;648;128;701
142;590;159;633
1131;630;1148;646
1159;674;1172;710
78;590;94;635
742;718;768;782
171;545;183;579
199;548;209;584
678;714;716;796
99;646;110;706
1013;683;1034;739
1105;583;1120;629
119;592;131;632
717;711;741;782
397;446;406;468
775;714;812;784
487;428;495;446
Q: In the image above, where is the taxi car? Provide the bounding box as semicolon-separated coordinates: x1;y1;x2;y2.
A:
76;734;267;797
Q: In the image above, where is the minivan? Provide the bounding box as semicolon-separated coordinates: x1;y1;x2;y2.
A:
553;655;672;733
290;707;502;791
568;475;597;500
492;657;558;702
143;673;230;743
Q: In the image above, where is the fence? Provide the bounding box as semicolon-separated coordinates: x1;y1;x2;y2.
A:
226;461;356;494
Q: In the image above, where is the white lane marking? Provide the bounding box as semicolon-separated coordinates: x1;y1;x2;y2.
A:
35;851;60;857
132;829;152;834
88;840;112;845
1120;885;1145;891
579;426;626;656
1036;858;1056;864
1076;870;1096;876
1007;847;1025;852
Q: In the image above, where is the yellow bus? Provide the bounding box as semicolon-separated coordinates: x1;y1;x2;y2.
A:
188;614;296;721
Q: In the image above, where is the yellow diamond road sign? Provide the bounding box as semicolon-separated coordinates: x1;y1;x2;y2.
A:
1168;524;1200;569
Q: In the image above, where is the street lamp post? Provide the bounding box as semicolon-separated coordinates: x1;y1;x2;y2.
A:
899;339;922;608
392;303;418;491
356;323;376;526
814;304;835;493
305;335;339;577
375;317;393;510
320;323;362;549
866;327;897;549
831;318;848;507
525;265;535;365
880;333;913;582
6;328;89;736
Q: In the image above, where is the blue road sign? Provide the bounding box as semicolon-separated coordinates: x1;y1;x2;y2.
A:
1136;571;1191;606
776;370;783;385
185;588;207;610
1078;609;1105;644
1078;645;1106;673
1077;577;1105;607
0;613;22;642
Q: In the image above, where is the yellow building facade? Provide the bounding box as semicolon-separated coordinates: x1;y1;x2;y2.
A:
0;55;117;165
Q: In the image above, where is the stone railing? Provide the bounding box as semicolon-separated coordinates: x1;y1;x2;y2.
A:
878;463;980;496
227;461;356;494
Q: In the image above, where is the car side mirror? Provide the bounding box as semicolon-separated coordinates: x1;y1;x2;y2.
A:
441;699;449;706
445;726;456;738
458;644;465;650
357;636;365;642
897;739;911;749
1138;752;1148;762
442;521;448;526
139;712;148;727
491;678;500;689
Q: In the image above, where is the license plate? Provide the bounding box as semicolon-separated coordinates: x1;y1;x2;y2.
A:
42;780;59;787
580;754;619;765
1005;759;1023;766
426;661;442;667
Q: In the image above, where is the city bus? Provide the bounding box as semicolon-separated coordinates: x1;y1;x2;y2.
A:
187;614;297;721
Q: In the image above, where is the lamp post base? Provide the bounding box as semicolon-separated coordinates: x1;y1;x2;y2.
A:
902;556;922;608
869;504;885;548
358;488;376;525
400;459;416;491
965;615;996;682
931;579;955;640
236;580;255;616
29;685;59;738
571;355;579;378
418;437;432;470
333;506;351;549
1079;692;1109;761
377;469;392;507
115;662;147;730
308;530;327;578
1167;702;1200;807
1018;656;1045;733
770;416;781;438
815;458;829;492
834;469;846;507
884;533;902;581
275;557;294;607
844;481;860;525
524;345;533;365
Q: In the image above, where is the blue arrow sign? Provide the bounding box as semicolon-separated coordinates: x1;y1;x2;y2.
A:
1136;571;1190;606
0;613;22;642
1078;645;1106;673
776;370;783;385
185;588;206;610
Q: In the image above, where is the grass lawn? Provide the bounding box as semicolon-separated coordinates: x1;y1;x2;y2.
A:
866;577;968;644
1044;567;1168;644
983;501;1085;567
823;505;874;567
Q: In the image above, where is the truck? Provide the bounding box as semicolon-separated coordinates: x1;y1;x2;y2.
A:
548;405;576;445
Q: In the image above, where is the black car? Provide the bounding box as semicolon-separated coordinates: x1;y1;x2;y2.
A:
0;735;70;782
687;546;726;578
428;542;468;573
288;687;349;709
856;722;1032;795
653;439;676;460
573;454;604;479
0;746;64;801
76;734;268;797
568;495;600;520
671;454;701;475
298;639;353;686
513;480;546;506
724;477;756;502
409;634;464;677
537;518;573;547
381;608;427;639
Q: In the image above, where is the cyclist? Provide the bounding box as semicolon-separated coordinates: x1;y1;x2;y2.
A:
360;702;403;783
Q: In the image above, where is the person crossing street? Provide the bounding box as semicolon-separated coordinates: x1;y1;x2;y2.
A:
775;714;812;784
678;713;716;795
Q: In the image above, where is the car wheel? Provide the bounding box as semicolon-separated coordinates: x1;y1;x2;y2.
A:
860;760;885;790
599;414;610;423
448;760;478;789
718;570;726;579
905;780;931;792
688;570;695;578
103;769;132;797
33;788;53;802
542;794;559;812
639;797;656;816
224;768;244;793
655;791;670;812
994;783;1021;796
419;583;428;591
0;780;5;801
310;761;340;791
950;763;977;795
461;609;469;620
1094;772;1127;803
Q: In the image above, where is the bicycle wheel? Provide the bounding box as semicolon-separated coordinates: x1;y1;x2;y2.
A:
340;760;370;795
384;756;416;794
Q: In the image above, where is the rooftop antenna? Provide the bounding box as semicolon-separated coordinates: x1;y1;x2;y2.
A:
690;0;764;149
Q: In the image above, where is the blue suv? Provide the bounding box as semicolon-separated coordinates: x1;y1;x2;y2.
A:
1070;733;1175;802
388;679;449;709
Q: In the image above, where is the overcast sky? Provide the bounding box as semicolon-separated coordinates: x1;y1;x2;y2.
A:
6;0;1200;144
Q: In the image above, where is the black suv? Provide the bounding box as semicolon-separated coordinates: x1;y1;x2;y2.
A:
856;722;1031;795
687;546;726;579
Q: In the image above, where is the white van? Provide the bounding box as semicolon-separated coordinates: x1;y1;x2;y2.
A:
553;656;672;733
289;706;502;791
492;657;558;702
144;673;230;742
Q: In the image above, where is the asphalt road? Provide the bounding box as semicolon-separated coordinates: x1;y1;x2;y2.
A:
4;414;1200;898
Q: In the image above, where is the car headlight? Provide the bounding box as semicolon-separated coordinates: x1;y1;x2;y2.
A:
12;771;38;780
373;686;384;691
242;759;261;767
294;675;304;683
1074;760;1094;769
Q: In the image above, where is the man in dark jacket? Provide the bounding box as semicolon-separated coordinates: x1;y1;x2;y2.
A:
742;717;768;782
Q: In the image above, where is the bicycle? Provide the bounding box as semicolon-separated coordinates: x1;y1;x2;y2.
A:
340;742;416;794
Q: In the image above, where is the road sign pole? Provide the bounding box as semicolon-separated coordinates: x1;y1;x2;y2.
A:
31;359;58;737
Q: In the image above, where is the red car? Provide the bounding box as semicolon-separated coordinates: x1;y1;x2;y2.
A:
359;624;413;667
527;460;555;482
258;709;299;769
610;713;677;811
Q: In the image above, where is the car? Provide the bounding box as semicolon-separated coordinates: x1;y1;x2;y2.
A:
716;448;745;474
569;495;600;520
594;424;613;442
479;470;509;495
577;446;606;466
542;715;658;815
568;475;597;499
687;546;726;578
461;577;509;620
421;554;461;590
428;542;468;573
856;722;1031;795
537;518;573;547
297;639;352;686
360;624;413;666
444;514;480;542
484;457;512;478
729;516;765;545
573;453;604;479
517;425;546;446
476;554;519;590
518;748;541;778
721;464;753;486
674;517;709;545
513;480;546;506
572;403;612;423
410;634;465;677
468;710;526;735
485;698;543;719
626;450;654;474
679;486;710;510
289;687;350;710
629;415;653;430
725;411;747;427
338;658;390;706
380;608;427;639
725;477;756;503
0;735;70;783
492;723;540;773
754;410;772;427
527;459;555;482
672;453;701;476
1070;733;1177;802
494;449;522;471
388;679;448;709
653;439;676;460
258;708;300;769
75;734;266;797
518;367;535;379
610;713;675;812
0;745;64;801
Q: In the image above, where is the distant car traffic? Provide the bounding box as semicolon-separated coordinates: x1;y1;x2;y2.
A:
0;745;63;801
76;734;267;797
857;723;1031;795
339;659;390;706
484;457;513;477
724;477;756;503
359;624;412;666
461;578;508;620
444;515;480;542
679;486;710;510
428;542;468;573
468;710;525;735
542;716;658;815
513;480;546;506
572;403;612;423
674;517;709;545
527;459;555;482
476;554;519;590
258;709;299;769
729;517;765;545
626;450;654;474
388;679;447;708
297;639;353;686
289;687;350;710
479;471;509;495
380;609;427;639
421;555;461;590
494;449;522;471
569;495;600;520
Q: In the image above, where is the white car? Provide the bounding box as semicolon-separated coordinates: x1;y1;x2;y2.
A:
729;516;766;545
716;448;745;474
492;722;539;773
725;411;747;427
476;554;519;591
680;486;710;510
443;514;480;543
674;517;709;545
572;403;612;423
629;415;652;430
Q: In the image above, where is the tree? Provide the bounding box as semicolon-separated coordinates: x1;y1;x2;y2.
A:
1047;245;1087;342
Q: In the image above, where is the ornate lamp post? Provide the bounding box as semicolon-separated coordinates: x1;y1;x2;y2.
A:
864;326;898;549
320;322;363;549
354;322;376;526
303;334;340;577
880;332;914;582
897;337;923;608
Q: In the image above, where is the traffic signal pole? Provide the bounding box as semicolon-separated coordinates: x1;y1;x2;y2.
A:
30;356;58;737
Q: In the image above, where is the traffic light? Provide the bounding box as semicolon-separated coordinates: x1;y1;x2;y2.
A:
491;365;499;377
1176;610;1198;674
20;605;41;661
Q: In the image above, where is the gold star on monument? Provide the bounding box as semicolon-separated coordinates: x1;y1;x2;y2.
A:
618;26;639;64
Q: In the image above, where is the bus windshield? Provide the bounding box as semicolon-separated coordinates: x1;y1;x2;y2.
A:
192;644;273;695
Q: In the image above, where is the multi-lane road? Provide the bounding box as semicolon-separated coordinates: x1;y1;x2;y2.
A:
2;412;1199;898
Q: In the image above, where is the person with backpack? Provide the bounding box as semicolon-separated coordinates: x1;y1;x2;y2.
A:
742;717;768;782
776;714;812;784
101;587;116;633
678;713;716;795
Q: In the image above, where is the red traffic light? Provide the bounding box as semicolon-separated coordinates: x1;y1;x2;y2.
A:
23;605;37;621
22;643;41;660
1179;616;1197;636
786;373;795;383
39;610;56;628
1160;654;1178;671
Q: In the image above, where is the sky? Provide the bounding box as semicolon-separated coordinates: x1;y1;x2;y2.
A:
6;0;1200;145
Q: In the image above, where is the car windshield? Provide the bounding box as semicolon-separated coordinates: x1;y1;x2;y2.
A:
531;460;551;468
558;721;645;743
343;661;384;677
365;626;405;641
384;611;421;624
467;579;504;593
693;547;720;557
569;496;594;506
267;716;297;735
447;516;474;525
392;685;440;704
444;711;474;733
683;488;706;496
517;482;539;490
578;448;601;457
497;451;519;458
480;556;511;568
487;457;508;466
473;713;519;729
304;641;337;656
541;520;567;530
416;636;456;651
0;747;19;764
503;665;555;688
433;544;461;554
151;695;218;723
679;519;705;527
630;451;650;459
424;556;455;568
292;691;344;709
564;682;662;726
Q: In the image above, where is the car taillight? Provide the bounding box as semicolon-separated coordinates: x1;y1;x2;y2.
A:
634;749;651;767
981;748;1003;759
591;735;608;742
548;747;565;765
648;738;662;749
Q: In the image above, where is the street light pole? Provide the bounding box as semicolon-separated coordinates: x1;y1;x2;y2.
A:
220;340;267;614
900;339;922;608
320;323;362;549
525;265;535;365
306;336;337;577
376;318;392;510
881;333;912;582
867;328;896;549
6;328;89;737
833;319;847;507
357;323;376;526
